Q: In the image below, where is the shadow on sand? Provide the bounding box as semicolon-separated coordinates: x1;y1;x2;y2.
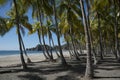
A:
0;59;86;80
55;75;79;80
18;74;46;80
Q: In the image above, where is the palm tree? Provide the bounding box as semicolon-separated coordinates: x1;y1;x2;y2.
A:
91;0;120;60
6;0;33;69
20;34;32;63
32;22;49;59
58;0;84;60
1;0;32;68
13;0;27;69
36;0;54;61
52;0;68;66
113;0;120;61
97;12;104;60
86;0;98;64
46;19;60;58
79;0;93;79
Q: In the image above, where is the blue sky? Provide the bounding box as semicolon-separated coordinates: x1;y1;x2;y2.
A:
0;1;64;50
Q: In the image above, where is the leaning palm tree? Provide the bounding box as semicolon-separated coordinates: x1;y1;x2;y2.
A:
29;0;54;61
91;0;120;60
46;19;60;58
5;0;32;69
79;0;93;79
13;0;27;69
58;0;84;60
36;0;54;61
51;0;68;66
97;12;104;60
20;34;32;63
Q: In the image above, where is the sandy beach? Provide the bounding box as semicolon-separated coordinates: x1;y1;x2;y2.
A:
0;51;120;80
0;51;69;67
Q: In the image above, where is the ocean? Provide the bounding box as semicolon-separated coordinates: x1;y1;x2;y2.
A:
0;50;41;56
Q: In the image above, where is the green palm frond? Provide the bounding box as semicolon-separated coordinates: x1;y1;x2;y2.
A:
0;17;13;36
0;0;8;6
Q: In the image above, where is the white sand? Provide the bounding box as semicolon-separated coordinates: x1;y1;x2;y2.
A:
0;51;69;67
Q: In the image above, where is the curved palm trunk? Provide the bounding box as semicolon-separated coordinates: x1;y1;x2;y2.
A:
37;0;53;61
66;41;74;58
77;41;83;54
67;1;80;60
51;35;60;58
13;0;27;69
48;36;54;60
70;34;80;60
42;32;53;60
20;34;32;63
97;12;104;60
48;27;54;59
37;30;49;59
18;28;27;69
79;0;93;79
52;0;68;66
74;40;82;56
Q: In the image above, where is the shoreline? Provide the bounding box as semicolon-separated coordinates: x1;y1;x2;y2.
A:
0;51;69;67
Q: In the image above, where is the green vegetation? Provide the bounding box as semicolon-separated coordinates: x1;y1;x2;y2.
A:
0;0;120;80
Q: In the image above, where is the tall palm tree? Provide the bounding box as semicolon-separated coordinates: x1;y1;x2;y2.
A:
23;0;50;60
20;34;32;63
32;22;49;59
52;0;68;66
58;0;84;60
79;0;93;79
1;0;32;66
86;0;98;64
97;12;104;60
13;0;27;69
28;0;54;61
46;19;60;58
92;0;120;60
37;0;54;61
113;0;120;61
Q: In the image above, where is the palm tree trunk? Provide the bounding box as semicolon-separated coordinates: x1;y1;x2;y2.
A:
20;34;32;63
37;0;53;61
48;36;54;60
97;12;104;60
113;0;120;60
18;28;27;69
86;0;98;64
92;47;98;65
37;30;49;59
41;26;53;60
51;35;60;58
67;1;80;60
70;34;80;60
13;0;27;69
79;0;93;79
52;0;68;66
66;41;73;58
77;41;83;54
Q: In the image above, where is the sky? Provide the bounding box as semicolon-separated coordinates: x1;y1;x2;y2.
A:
0;1;64;50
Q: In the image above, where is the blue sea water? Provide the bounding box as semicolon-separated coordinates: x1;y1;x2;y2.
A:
0;50;41;56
